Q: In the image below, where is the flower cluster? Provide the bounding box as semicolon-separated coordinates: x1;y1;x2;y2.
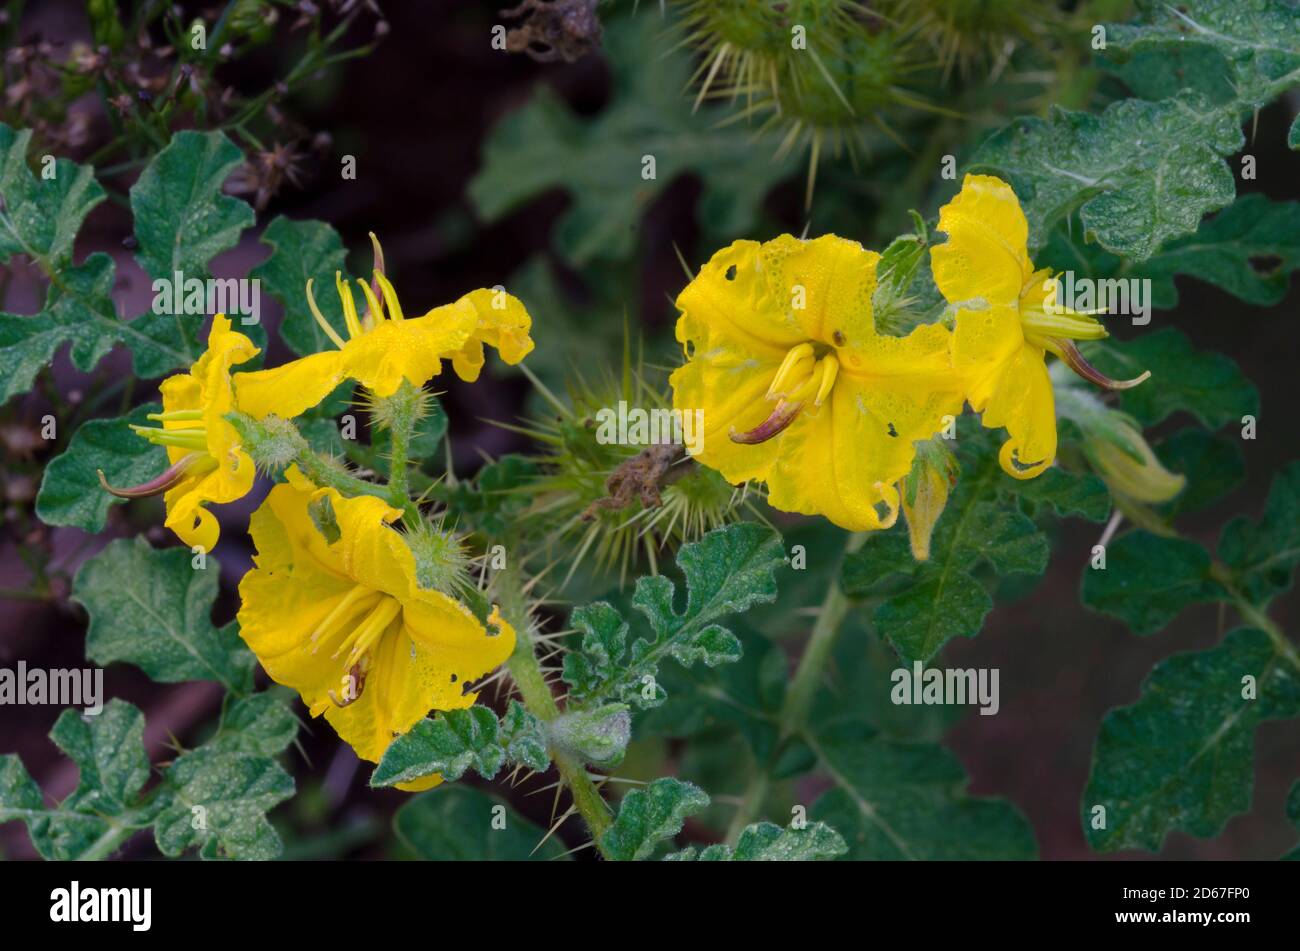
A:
102;238;533;785
671;174;1154;539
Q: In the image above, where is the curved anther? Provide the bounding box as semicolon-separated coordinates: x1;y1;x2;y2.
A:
98;452;208;498
1057;340;1151;390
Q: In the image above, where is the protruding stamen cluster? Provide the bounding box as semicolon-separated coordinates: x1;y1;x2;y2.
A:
731;342;840;445
305;232;405;350
1022;280;1150;391
99;408;220;498
308;581;404;706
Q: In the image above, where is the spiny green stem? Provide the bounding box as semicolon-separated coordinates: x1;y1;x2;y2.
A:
497;569;615;855
293;450;394;506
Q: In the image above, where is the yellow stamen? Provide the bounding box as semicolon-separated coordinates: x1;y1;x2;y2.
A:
813;354;839;407
768;342;815;397
355;277;385;326
333;596;402;665
336;271;363;339
374;272;404;321
309;584;381;650
147;408;203;423
130;425;208;451
305;278;347;350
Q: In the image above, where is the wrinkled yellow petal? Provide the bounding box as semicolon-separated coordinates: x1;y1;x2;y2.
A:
765;371;962;530
448;289;536;382
671;234;965;531
931;174;1033;307
977;341;1057;479
237;466;513;780
234;350;347;421
154;314;258;548
674;238;808;362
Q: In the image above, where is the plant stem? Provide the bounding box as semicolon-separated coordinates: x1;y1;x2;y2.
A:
1210;561;1300;671
78;819;140;862
498;568;615;855
724;531;865;842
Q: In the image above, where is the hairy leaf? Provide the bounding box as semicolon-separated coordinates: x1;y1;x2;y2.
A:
562;523;785;707
1081;531;1225;634
1084;628;1300;852
36;404;165;532
667;820;846;861
73;537;255;692
600;777;710;862
1218;461;1300;607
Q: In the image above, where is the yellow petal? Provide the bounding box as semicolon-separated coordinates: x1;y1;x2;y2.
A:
976;342;1057;479
336;312;476;397
234;350;347;421
931;174;1033;308
447;289;536;382
156;314;258;548
766;370;963;530
674;238;809;363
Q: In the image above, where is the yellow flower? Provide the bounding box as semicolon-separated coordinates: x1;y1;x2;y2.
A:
931;174;1148;480
237;467;515;790
670;234;965;531
234;237;534;419
99;314;258;551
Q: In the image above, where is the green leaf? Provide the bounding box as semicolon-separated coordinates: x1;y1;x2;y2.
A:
1105;0;1300;106
0;123;105;269
810;727;1037;860
211;693;299;757
42;701;155;859
72;537;255;692
1218;461;1300;607
600;777;710;862
854;442;1049;662
667;820;847;861
1083;627;1300;852
394;785;570;860
1007;466;1111;522
49;700;150;816
1081;531;1225;634
130;130;254;282
372;707;505;788
1290;112;1300;150
500;700;550;773
250;216;352;357
0;126;254;401
154;747;294;860
469;13;796;265
874;569;993;663
0;700;157;860
639;632;786;761
970;93;1242;260
1082;328;1259;430
1124;195;1300;309
0;755;47;849
562;523;785;707
36;404;165;532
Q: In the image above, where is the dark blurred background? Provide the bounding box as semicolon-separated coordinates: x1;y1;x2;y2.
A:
1;0;1297;860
